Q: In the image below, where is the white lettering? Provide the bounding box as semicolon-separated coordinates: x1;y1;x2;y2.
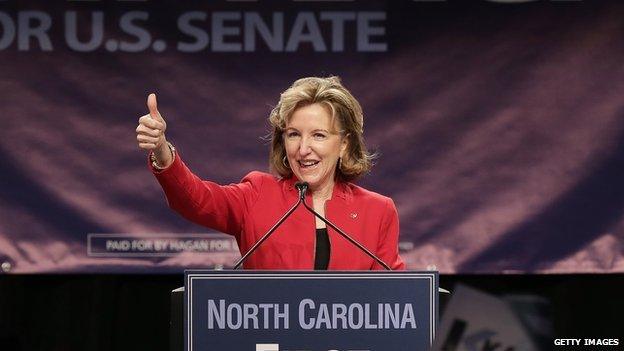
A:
177;11;208;52
331;303;348;329
384;303;400;329
285;12;326;52
174;11;386;53
65;11;103;52
315;303;332;329
348;303;364;329
244;12;283;52
243;303;259;329
105;240;130;251
274;303;289;329
299;299;315;330
320;12;355;52
119;11;150;52
298;300;417;330
0;12;16;50
400;303;417;329
357;12;386;52
18;11;52;51
212;12;241;52
207;299;225;329
554;339;582;346
226;303;242;329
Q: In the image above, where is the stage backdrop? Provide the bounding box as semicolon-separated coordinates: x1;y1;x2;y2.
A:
1;0;623;273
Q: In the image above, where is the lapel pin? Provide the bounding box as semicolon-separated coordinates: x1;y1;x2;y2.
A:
350;212;358;219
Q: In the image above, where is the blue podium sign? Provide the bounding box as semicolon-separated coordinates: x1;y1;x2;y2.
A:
185;271;438;351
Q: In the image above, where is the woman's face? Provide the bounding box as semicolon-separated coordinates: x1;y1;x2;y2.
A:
284;103;348;194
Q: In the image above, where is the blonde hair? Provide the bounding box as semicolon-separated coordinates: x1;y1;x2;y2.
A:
268;76;375;182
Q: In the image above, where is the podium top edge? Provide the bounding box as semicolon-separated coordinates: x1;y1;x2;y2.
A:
184;269;439;274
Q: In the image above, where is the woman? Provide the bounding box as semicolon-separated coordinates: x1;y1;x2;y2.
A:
136;76;405;270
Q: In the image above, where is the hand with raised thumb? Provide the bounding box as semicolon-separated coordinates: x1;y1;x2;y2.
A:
136;93;172;167
147;93;164;122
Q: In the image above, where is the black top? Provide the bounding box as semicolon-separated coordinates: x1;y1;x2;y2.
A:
314;228;331;270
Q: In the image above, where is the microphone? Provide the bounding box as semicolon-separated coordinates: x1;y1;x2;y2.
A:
295;181;309;200
301;197;393;271
232;182;308;269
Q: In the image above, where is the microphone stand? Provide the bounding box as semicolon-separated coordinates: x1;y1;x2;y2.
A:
300;185;452;293
232;183;307;269
232;181;392;271
300;193;393;271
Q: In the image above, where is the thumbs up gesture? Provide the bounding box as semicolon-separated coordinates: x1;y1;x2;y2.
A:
136;93;172;167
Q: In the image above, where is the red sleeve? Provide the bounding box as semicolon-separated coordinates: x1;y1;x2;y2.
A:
373;197;406;270
150;153;263;237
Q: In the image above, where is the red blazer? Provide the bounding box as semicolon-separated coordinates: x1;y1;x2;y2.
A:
153;154;405;270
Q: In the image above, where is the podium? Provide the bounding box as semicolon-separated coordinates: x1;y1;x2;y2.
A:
172;270;438;351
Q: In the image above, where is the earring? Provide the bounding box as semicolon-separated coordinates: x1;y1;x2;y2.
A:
282;156;290;169
338;157;343;171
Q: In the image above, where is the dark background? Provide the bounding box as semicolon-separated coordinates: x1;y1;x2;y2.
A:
1;274;622;351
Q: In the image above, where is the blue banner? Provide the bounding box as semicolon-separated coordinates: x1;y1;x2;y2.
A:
185;271;438;351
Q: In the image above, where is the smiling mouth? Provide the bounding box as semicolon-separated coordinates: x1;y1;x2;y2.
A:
298;160;320;169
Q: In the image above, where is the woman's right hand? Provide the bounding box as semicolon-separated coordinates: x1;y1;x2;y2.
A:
136;93;172;168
